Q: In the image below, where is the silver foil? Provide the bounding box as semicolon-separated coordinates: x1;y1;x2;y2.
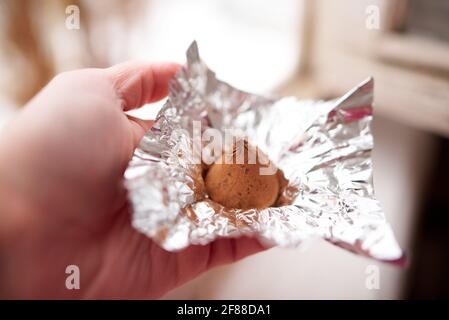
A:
124;41;404;264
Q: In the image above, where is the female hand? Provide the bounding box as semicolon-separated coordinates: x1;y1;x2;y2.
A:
0;62;264;299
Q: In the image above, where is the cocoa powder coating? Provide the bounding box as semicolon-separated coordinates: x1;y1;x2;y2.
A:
204;140;280;210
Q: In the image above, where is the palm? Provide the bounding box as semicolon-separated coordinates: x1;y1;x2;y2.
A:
0;62;263;299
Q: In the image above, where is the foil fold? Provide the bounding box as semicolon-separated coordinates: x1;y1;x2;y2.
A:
124;41;404;263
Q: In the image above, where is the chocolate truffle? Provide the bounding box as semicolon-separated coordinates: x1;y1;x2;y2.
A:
205;140;280;210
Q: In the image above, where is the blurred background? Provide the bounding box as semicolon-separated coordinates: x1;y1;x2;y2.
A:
0;0;448;299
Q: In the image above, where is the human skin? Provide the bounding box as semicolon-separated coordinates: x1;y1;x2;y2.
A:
0;62;265;299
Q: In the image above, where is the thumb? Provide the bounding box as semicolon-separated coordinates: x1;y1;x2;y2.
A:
106;61;180;111
105;61;180;147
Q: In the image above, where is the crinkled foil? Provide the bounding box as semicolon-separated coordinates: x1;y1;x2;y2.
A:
124;41;404;264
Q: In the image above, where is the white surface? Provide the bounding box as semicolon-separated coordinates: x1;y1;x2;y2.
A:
131;0;300;94
127;0;301;120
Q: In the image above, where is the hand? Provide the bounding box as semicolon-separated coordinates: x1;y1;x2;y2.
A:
0;62;264;299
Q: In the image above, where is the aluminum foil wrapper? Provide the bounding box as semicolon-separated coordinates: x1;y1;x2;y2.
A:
124;41;404;264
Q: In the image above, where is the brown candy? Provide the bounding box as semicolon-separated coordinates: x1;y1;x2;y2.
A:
204;140;280;210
